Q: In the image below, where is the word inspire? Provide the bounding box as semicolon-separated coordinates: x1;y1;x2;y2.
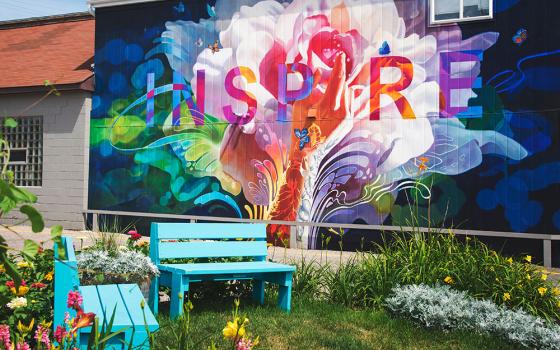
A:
145;51;484;127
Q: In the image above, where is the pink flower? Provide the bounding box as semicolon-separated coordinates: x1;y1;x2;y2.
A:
0;325;11;350
34;325;50;349
128;230;142;241
54;325;67;343
5;280;26;288
236;338;255;350
15;342;30;350
67;290;83;309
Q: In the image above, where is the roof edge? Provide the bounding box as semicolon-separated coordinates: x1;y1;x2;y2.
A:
0;76;95;96
88;0;165;8
0;12;93;29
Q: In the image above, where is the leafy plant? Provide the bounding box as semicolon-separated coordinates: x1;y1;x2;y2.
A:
385;284;560;350
77;248;159;285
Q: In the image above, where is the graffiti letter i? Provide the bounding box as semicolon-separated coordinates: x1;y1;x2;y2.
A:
146;72;155;127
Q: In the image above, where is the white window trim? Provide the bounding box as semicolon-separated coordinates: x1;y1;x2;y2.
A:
429;0;494;26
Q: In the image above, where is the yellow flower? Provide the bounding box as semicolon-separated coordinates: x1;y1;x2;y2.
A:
557;300;560;308
553;288;560;297
45;271;54;281
526;274;532;280
506;257;513;265
0;264;5;273
17;261;30;269
541;274;548;281
503;292;511;301
222;318;247;339
443;276;454;285
524;255;532;263
137;241;149;247
538;287;547;297
17;318;35;334
10;286;30;297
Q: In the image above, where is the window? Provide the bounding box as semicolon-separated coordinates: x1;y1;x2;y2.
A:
0;116;43;187
430;0;493;25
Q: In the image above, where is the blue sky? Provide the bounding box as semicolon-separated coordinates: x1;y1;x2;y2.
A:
0;0;89;21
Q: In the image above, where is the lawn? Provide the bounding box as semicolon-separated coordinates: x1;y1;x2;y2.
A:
153;296;518;350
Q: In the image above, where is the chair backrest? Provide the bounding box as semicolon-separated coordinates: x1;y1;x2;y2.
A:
150;223;267;264
53;236;80;330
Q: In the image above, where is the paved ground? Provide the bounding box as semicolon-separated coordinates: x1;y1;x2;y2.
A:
1;225;558;282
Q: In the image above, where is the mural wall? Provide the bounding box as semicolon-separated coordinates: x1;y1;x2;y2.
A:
90;0;560;247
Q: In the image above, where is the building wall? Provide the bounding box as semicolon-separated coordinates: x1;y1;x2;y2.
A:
89;0;560;249
0;90;90;230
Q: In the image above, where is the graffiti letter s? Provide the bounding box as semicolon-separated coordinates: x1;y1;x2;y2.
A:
223;66;257;125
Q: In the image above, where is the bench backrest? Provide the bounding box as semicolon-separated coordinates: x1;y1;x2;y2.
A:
150;223;267;264
53;236;80;329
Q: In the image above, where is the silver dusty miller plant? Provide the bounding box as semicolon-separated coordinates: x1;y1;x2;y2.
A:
385;284;560;350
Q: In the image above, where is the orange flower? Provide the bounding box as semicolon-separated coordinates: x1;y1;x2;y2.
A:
71;307;95;334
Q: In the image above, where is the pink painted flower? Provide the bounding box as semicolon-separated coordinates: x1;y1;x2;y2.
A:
67;290;83;310
54;325;67;343
34;325;50;349
0;325;11;350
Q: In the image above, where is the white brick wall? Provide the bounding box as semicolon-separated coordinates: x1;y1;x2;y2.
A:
0;91;91;230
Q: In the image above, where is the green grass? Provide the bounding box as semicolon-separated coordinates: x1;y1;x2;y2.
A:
152;296;519;350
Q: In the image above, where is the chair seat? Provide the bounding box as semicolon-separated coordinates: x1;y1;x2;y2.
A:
79;284;158;331
159;261;296;275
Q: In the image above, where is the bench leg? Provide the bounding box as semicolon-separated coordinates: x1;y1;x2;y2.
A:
252;279;265;305
149;275;159;315
278;273;293;312
170;273;188;320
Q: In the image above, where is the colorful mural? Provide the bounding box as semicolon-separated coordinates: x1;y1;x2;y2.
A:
90;0;560;247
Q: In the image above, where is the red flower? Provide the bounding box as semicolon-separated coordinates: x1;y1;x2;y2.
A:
53;326;66;343
71;307;95;334
5;280;26;288
31;282;47;289
128;230;142;241
67;290;83;310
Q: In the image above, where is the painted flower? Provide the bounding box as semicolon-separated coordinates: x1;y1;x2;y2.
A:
538;287;547;297
6;297;27;310
67;291;83;309
503;292;511;302
443;276;454;285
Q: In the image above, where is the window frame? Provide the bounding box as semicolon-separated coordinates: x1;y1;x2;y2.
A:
429;0;494;26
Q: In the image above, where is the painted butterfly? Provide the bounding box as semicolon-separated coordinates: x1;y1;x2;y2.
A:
294;128;310;150
173;1;185;14
379;41;391;55
208;40;220;54
512;28;528;46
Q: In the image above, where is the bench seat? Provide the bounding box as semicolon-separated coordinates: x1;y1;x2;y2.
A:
159;261;296;275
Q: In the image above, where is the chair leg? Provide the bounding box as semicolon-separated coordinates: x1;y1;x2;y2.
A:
170;273;185;320
252;279;265;305
278;273;293;312
149;275;159;315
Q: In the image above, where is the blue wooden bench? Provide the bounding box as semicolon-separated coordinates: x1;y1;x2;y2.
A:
148;223;296;319
54;236;159;349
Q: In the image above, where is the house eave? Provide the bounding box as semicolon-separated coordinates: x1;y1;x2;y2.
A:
88;0;166;8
